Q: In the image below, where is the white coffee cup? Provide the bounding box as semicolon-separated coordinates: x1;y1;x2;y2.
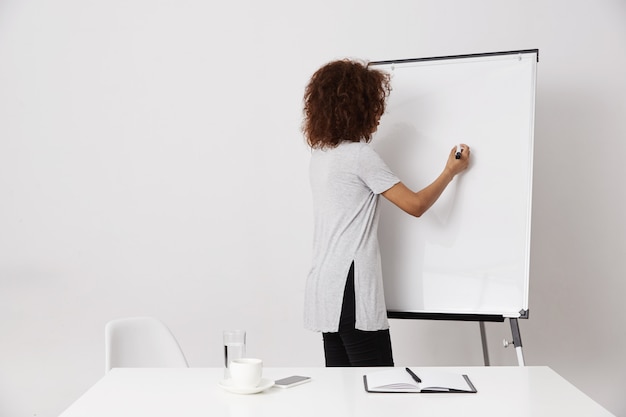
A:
229;358;262;388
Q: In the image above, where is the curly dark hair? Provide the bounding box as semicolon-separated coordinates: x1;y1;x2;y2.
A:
302;59;391;149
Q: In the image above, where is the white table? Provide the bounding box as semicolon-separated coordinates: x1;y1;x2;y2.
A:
59;366;615;417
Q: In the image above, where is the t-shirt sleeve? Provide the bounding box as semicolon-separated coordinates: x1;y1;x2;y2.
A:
357;145;400;194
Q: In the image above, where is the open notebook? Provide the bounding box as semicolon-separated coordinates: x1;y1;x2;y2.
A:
363;368;477;393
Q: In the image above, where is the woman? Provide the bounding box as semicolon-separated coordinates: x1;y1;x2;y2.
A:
302;59;470;366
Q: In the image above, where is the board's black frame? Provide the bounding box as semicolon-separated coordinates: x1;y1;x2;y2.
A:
370;49;539;68
387;309;529;322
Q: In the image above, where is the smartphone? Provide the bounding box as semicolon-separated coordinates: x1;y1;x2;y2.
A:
273;375;311;388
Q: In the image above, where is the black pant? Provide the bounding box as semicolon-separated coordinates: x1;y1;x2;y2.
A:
322;262;394;367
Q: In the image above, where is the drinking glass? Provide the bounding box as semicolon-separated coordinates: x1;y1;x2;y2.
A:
223;330;246;379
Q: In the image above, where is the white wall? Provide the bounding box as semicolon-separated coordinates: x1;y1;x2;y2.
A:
1;1;625;416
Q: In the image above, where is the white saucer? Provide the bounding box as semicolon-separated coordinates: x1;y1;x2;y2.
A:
218;378;275;394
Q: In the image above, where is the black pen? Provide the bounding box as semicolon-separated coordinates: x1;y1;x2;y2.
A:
405;367;422;383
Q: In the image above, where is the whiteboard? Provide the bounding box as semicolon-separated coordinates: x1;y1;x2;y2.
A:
370;50;537;319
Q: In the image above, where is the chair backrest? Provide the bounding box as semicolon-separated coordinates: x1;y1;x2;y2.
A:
105;316;189;372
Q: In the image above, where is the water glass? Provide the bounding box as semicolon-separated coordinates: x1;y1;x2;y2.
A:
223;330;246;379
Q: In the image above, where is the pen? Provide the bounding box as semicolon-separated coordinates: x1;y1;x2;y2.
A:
405;367;422;383
455;144;462;159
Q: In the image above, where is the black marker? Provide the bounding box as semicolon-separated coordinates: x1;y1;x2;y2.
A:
405;367;422;383
455;144;462;159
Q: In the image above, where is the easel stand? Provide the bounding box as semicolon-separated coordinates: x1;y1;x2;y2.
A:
480;318;526;366
389;311;528;366
506;318;525;366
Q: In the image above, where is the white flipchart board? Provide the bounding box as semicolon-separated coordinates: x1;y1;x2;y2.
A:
371;50;537;319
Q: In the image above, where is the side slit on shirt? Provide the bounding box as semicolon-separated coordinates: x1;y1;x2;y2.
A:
322;261;395;367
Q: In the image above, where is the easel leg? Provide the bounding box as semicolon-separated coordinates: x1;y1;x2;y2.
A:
509;318;525;366
479;321;490;366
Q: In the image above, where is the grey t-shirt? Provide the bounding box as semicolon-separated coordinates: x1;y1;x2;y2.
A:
304;141;400;332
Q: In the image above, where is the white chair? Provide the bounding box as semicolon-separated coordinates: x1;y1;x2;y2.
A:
105;316;189;372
